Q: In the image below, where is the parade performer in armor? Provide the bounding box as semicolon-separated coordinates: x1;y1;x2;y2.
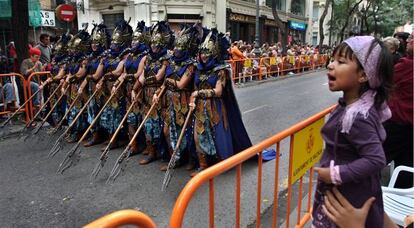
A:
96;19;132;149
80;23;111;147
112;21;150;154
40;33;72;126
189;28;252;176
156;25;203;171
131;21;174;165
63;28;91;142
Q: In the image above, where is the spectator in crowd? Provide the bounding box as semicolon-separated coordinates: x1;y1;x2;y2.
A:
225;31;231;44
0;47;8;74
383;36;402;64
383;31;413;188
7;41;18;73
20;48;43;106
35;33;52;64
394;32;410;56
231;41;245;80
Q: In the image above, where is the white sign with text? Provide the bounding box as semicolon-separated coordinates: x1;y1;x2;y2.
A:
40;10;55;27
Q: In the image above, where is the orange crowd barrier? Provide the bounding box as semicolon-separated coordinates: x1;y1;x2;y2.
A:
170;105;336;228
227;54;329;84
0;73;30;123
84;209;156;228
26;71;52;120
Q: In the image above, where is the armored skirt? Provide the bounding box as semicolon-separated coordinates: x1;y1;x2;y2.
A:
99;58;126;135
193;64;252;160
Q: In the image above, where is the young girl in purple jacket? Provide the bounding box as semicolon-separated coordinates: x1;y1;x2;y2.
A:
312;36;393;228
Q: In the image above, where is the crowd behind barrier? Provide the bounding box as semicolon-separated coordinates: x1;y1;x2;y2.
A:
227;54;329;84
0;73;29;123
0;72;50;123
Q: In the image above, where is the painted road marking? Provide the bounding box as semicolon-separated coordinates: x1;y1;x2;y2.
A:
243;105;269;114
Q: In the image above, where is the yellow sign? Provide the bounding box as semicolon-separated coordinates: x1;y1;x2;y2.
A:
290;118;325;184
269;57;277;65
244;59;253;68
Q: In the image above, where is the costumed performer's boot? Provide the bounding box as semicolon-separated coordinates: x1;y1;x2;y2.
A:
190;152;208;177
84;132;102;147
139;143;157;165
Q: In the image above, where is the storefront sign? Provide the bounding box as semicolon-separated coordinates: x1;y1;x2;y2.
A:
290;118;324;183
40;10;55;27
229;13;256;24
265;19;278;27
288;20;307;31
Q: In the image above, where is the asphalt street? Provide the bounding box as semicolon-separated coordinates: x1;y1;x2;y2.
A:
0;70;340;227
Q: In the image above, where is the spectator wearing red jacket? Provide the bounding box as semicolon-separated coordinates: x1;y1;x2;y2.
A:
383;31;413;188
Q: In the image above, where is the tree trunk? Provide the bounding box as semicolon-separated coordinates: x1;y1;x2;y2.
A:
319;0;331;52
12;0;29;67
340;0;363;42
272;0;287;54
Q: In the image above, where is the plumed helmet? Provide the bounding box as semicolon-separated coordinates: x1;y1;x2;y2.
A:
132;20;151;45
199;28;230;62
174;23;203;57
68;25;91;54
53;32;72;55
111;19;133;47
91;23;110;49
150;21;174;49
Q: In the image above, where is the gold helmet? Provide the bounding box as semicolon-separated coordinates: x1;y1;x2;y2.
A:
91;23;110;48
174;24;203;57
199;28;230;62
67;25;91;54
132;21;150;45
150;21;174;49
111;19;133;48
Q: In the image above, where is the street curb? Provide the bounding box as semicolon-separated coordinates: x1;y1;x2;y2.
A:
234;68;327;89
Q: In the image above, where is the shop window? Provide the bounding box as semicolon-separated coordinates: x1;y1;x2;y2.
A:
291;0;305;16
265;0;282;10
312;3;319;21
102;13;124;34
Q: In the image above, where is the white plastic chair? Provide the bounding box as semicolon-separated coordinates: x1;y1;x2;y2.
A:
382;166;414;226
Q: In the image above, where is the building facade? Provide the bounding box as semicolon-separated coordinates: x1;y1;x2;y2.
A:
75;0;311;45
310;0;334;46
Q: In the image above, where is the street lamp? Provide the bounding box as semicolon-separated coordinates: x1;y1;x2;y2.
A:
252;0;261;57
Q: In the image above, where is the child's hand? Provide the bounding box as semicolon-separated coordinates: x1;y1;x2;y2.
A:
314;167;332;184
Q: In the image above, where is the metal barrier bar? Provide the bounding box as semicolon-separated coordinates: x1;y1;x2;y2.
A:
256;152;263;228
209;179;215;228
170;105;336;228
236;164;241;228
272;142;280;228
26;71;51;120
286;134;295;228
297;177;304;225
84;209;156;228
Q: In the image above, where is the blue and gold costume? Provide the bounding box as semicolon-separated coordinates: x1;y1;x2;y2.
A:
160;25;202;169
65;28;91;142
137;21;174;165
99;20;132;139
190;28;252;175
123;21;150;154
48;34;72;125
83;23;111;146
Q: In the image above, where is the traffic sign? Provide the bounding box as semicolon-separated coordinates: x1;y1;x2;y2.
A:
55;4;76;22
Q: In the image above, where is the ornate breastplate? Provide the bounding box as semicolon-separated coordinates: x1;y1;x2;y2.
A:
144;56;162;87
196;70;216;90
